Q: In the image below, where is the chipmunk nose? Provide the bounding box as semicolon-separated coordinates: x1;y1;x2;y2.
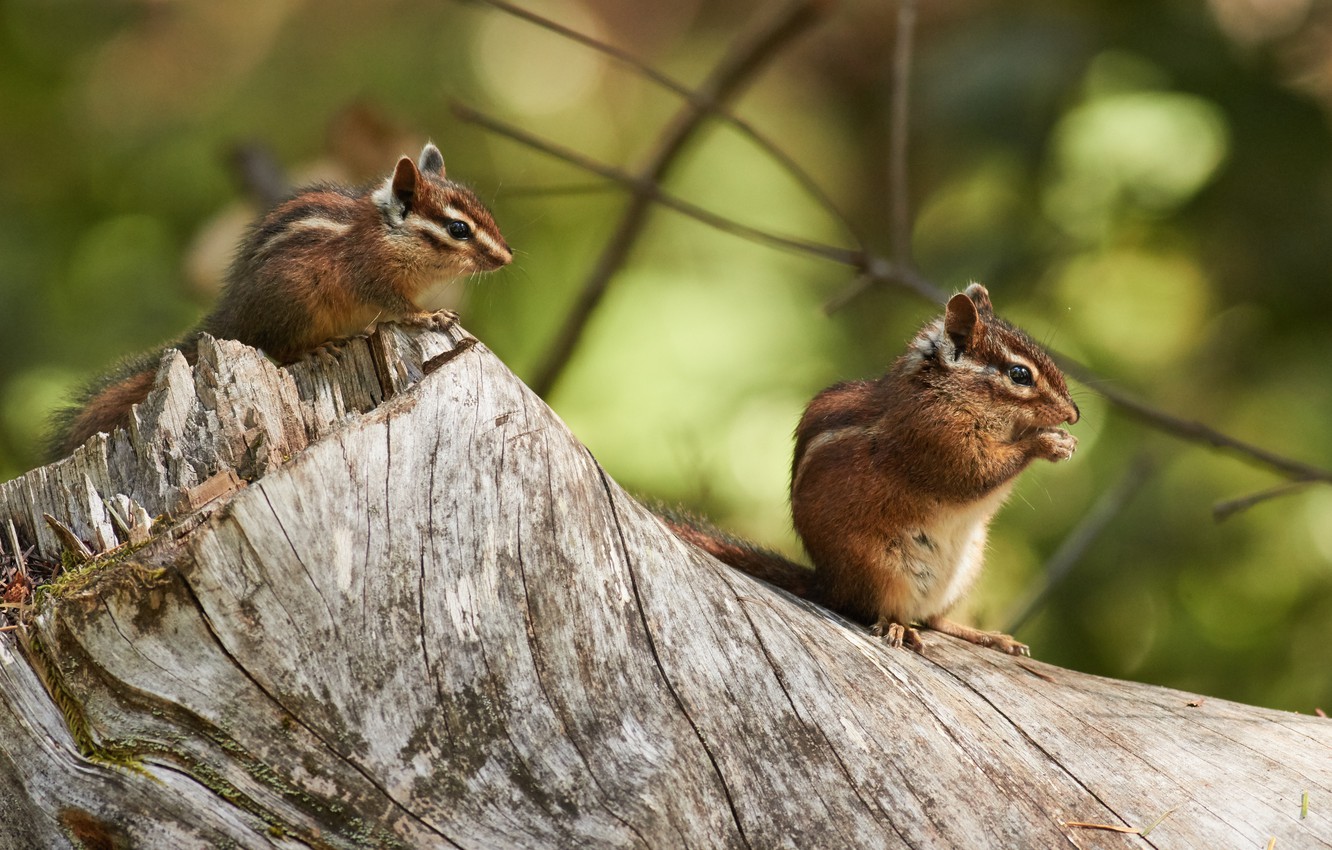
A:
1066;401;1081;425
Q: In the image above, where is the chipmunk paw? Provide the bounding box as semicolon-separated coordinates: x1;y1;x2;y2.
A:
872;619;925;653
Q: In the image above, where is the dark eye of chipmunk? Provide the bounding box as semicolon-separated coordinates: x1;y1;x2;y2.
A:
1006;364;1034;386
446;220;473;240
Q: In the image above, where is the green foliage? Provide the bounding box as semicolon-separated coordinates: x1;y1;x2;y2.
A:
2;0;1330;713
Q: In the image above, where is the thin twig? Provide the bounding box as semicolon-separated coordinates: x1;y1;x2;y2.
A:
470;0;682;94
888;0;917;267
1064;821;1139;834
523;0;827;398
458;103;946;306
1005;454;1156;635
454;105;852;264
467;105;1332;485
459;103;948;306
1139;804;1181;837
755;262;1332;481
6;521;24;578
1213;480;1317;522
1055;358;1332;485
825;0;918;310
473;0;861;249
832;253;946;307
462;91;1332;491
501;181;619;199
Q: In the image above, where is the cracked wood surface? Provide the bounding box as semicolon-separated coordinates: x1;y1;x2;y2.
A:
0;324;1329;848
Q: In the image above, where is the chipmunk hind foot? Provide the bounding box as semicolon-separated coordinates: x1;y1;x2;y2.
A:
871;618;925;653
926;616;1029;656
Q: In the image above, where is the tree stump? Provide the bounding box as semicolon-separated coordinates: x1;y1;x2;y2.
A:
0;323;1328;849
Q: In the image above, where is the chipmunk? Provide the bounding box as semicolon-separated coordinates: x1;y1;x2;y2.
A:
50;142;512;459
669;284;1078;655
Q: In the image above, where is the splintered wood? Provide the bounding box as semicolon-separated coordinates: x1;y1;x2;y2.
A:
0;323;465;562
0;322;1328;849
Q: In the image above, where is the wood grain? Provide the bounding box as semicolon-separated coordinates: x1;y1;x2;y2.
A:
0;323;1327;848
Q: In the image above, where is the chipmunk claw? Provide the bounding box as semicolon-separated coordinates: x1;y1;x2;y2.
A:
400;309;459;333
926;617;1029;656
309;338;350;365
872;619;925;653
992;637;1031;657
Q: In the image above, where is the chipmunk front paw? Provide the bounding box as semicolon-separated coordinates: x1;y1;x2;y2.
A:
309;337;351;365
400;310;459;332
871;619;925;653
1035;428;1077;462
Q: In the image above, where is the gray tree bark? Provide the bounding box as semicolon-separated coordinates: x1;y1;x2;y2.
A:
0;323;1328;849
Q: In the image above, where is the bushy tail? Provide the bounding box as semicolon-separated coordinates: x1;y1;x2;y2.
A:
658;508;815;600
46;336;200;461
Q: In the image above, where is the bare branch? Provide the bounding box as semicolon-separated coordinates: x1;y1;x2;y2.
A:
464;103;1332;486
460;76;1332;491
826;253;946;309
823;0;919;311
473;0;861;249
453;105;852;264
1213;480;1317;522
889;0;917;267
501;181;620;199
1055;358;1332;485
471;0;685;97
523;0;828;398
1004;454;1156;636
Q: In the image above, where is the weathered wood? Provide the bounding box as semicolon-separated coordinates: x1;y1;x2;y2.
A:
0;323;1329;848
0;324;452;563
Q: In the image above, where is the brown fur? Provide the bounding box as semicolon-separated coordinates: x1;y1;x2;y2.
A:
56;368;159;457
666;520;813;599
671;284;1079;655
49;143;511;459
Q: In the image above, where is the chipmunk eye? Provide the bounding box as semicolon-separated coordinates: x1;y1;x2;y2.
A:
1007;364;1034;386
446;220;473;240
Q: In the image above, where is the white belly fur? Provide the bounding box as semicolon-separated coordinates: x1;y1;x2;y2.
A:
902;481;1015;619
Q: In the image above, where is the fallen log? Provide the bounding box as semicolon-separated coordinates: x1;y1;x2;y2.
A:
0;323;1327;849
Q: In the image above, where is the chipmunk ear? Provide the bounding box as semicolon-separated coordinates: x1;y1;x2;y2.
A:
390;156;419;209
944;291;982;354
963;282;995;316
418;142;446;178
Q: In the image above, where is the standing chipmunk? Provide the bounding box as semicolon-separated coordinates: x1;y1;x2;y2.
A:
51;142;512;458
669;284;1078;655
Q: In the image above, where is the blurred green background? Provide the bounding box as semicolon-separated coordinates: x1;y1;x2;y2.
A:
2;0;1331;713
